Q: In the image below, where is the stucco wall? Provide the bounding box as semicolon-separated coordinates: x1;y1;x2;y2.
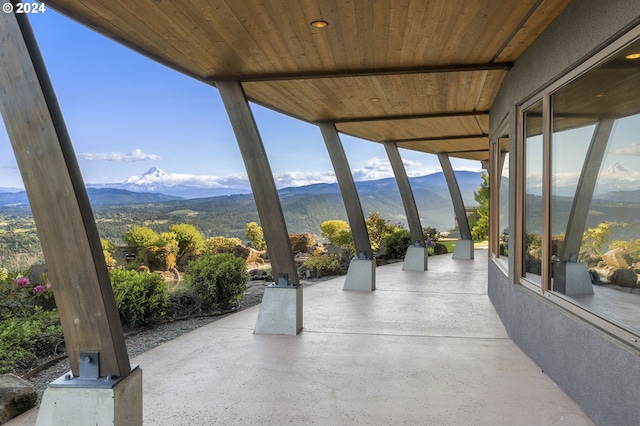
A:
488;1;640;424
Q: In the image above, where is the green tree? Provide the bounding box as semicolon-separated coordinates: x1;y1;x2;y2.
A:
123;226;159;252
365;212;394;251
471;172;489;240
319;220;350;244
245;222;266;250
581;222;611;258
169;223;205;259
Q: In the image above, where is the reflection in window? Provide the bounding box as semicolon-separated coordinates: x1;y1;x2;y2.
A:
524;100;543;284
549;37;640;334
499;150;509;259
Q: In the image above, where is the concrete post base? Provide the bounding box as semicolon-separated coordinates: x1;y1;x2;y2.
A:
452;239;474;260
36;367;142;426
402;246;428;271
344;258;376;291
552;261;594;296
254;284;303;335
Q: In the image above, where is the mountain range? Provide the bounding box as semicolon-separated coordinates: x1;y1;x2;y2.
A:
0;168;485;234
0;167;482;208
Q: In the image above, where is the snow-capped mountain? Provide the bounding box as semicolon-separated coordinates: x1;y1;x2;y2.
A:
123;166;169;185
88;167;253;198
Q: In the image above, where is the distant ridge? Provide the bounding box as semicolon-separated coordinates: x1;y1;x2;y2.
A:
0;170;482;214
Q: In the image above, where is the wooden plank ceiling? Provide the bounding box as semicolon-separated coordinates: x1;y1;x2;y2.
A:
46;0;572;161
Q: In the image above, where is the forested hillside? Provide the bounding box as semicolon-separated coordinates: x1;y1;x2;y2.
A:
0;172;482;271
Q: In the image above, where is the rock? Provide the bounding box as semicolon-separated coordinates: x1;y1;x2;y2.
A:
289;233;315;254
609;268;639;288
27;264;48;286
602;248;633;269
434;243;448;255
0;374;38;424
308;243;325;256
137;265;150;273
249;269;269;280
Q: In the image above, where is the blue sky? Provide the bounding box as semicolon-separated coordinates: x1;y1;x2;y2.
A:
0;8;482;190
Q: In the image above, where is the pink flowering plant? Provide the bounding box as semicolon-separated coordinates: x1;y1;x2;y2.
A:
0;271;55;317
0;269;62;374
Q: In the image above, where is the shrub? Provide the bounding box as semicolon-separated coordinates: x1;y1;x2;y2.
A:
384;229;412;259
141;246;177;271
245;222;266;251
102;238;117;268
110;269;168;326
185;253;248;310
300;254;343;278
0;307;62;374
204;236;243;254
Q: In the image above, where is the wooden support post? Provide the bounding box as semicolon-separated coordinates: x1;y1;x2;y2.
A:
319;123;373;259
384;142;424;245
560;119;614;261
438;153;472;240
0;12;130;377
216;81;298;284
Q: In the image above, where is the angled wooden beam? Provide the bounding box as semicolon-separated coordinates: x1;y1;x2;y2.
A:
384;143;424;245
211;62;513;82
560;119;614;261
331;111;489;124
216;80;298;284
391;134;487;143
319;123;373;259
438;153;472;240
0;11;129;377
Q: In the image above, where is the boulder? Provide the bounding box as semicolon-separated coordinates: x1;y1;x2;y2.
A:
609;268;639;288
0;374;37;424
434;243;449;255
289;233;315;254
602;248;633;269
249;269;270;280
27;264;48;286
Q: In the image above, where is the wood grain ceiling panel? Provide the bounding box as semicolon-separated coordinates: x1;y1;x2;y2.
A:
398;138;489;161
243;71;505;123
48;0;570;77
45;0;571;157
336;115;486;142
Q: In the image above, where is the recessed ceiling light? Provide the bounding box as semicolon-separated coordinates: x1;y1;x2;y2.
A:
310;20;328;28
595;92;606;98
626;53;640;60
370;97;380;103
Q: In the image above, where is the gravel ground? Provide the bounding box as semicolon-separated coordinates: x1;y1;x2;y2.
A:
26;277;327;401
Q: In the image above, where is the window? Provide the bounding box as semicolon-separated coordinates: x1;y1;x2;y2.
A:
549;36;640;334
523;100;543;285
490;119;509;269
518;29;640;340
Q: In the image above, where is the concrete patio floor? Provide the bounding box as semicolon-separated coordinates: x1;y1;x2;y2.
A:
9;251;594;425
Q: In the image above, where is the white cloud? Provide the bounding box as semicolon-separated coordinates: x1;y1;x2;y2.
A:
273;171;336;188
80;148;162;162
611;143;640;156
352;157;393;180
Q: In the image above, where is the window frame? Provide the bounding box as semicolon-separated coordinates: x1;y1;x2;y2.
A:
489;114;509;275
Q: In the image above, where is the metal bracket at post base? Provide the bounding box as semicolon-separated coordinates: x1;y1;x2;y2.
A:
271;273;298;288
50;351;139;389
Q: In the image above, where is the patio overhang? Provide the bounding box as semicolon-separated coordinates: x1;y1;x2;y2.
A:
44;0;573;161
